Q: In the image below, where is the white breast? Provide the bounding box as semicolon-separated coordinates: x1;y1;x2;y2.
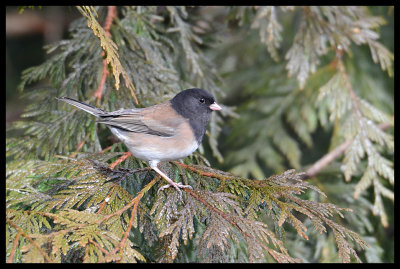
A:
109;127;199;162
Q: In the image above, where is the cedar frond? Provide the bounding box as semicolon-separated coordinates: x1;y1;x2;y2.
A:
77;6;138;102
6;154;366;263
317;58;393;226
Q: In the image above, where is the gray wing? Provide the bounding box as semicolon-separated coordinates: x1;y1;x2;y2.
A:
58;97;177;137
98;109;178;137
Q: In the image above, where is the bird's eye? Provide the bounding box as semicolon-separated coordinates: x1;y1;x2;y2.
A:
199;98;205;103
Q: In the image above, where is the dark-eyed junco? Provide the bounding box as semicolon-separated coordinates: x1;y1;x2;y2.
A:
57;88;221;192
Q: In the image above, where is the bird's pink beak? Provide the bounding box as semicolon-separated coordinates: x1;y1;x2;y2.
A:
209;102;222;111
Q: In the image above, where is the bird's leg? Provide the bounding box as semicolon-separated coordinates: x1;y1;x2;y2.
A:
149;161;192;193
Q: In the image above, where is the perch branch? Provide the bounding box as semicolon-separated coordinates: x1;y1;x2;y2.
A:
173;161;237;181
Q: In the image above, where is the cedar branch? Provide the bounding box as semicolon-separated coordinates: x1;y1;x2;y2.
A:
7;230;22;263
6;218;54;263
98;177;158;225
102;177;157;261
94;6;116;100
184;188;299;262
305;54;393;179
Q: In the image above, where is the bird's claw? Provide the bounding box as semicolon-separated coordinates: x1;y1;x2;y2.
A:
157;182;193;194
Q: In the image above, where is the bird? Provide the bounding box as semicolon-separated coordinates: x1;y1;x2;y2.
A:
57;88;222;192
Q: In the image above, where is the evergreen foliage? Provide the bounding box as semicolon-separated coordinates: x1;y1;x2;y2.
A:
6;155;366;262
6;6;393;263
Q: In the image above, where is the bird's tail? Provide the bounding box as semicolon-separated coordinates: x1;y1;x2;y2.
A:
57;97;105;117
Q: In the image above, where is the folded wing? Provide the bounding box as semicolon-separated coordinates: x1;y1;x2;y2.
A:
98;103;180;137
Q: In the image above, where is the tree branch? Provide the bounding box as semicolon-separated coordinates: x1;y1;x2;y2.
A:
94;6;117;100
102;177;158;262
7;230;22;263
173;161;237;181
97;177;158;225
305;121;392;179
6;218;54;263
109;151;132;169
184;188;299;263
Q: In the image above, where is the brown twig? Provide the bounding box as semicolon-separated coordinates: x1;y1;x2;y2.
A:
75;140;85;152
89;239;109;257
69;132;91;158
305;140;353;179
96;192;113;215
112;195;139;259
101;177;158;261
6;218;54;263
94;52;110;100
97;178;158;225
305;48;394;179
173;161;237;181
109;152;132;169
305;122;392;179
183;188;298;262
94;6;117;100
101;145;114;153
7;230;22;263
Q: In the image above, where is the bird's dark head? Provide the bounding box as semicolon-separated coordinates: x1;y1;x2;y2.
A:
171;88;221;118
170;88;221;143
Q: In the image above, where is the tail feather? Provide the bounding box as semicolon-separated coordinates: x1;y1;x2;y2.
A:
57;97;105;117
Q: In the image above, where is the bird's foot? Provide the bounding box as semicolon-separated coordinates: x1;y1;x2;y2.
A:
157;181;193;194
149;160;192;194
